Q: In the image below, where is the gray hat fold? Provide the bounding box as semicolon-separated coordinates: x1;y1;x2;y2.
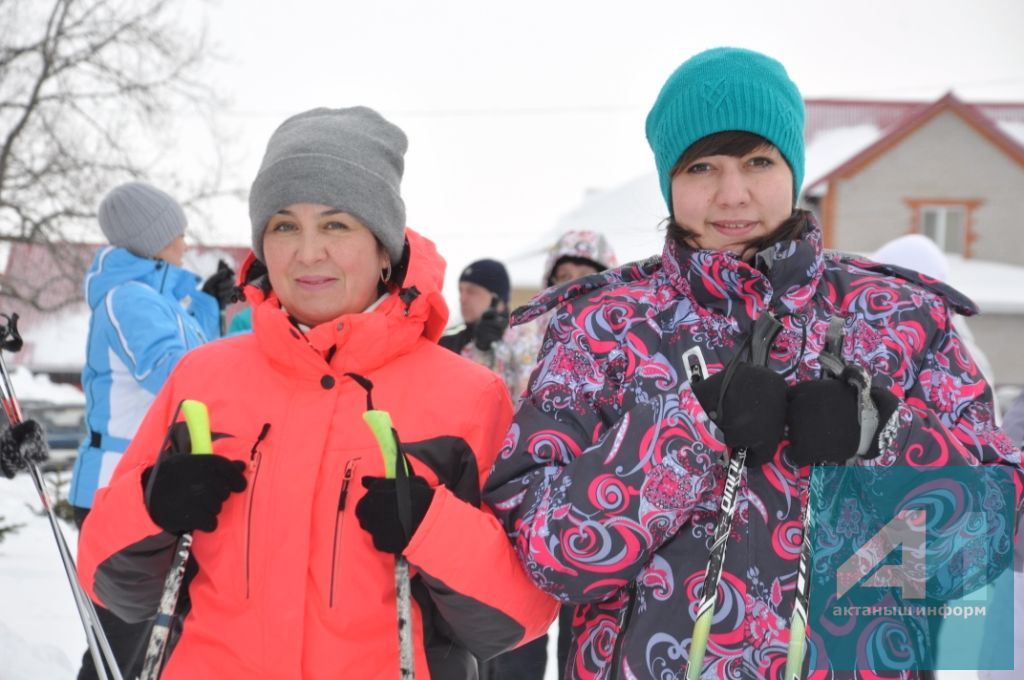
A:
249;106;407;262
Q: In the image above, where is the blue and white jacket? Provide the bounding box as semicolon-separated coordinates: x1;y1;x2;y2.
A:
69;246;220;508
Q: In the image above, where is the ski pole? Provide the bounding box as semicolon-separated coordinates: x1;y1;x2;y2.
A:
783;317;859;679
684;446;747;680
363;409;415;680
139;399;212;680
784;473;814;680
0;313;123;680
684;313;782;678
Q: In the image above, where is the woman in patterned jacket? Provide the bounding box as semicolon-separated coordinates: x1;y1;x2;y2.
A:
484;48;1022;679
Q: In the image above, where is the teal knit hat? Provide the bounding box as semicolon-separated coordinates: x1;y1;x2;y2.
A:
645;47;805;210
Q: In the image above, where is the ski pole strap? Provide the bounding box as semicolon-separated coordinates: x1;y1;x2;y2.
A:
818;316;846;379
818;316;878;457
843;365;879;457
750;313;784;368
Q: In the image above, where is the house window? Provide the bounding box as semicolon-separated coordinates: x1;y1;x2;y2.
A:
920;205;966;255
904;198;982;258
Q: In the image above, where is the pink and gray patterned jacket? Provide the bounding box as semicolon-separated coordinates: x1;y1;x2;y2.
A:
483;216;1023;679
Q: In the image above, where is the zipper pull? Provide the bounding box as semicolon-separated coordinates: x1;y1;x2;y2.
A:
250;423;271;471
337;459;359;511
251;423;271;458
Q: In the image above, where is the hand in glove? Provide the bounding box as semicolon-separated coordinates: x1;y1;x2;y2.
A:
355;476;435;554
202;260;237;310
142;454;247;534
473;308;508;351
786;366;900;466
692;363;788;467
0;420;48;479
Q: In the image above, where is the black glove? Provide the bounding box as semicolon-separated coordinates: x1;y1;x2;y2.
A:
786;368;900;466
0;420;48;479
692;363;788;467
356;476;435;554
473;308;508;351
142;454;247;534
202;260;237;310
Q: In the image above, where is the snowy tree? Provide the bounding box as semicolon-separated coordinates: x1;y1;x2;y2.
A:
0;0;233;310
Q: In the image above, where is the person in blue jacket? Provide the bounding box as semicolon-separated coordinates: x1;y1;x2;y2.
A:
68;180;233;680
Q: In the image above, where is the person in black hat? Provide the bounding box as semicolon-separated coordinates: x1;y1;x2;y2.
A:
440;258;512;356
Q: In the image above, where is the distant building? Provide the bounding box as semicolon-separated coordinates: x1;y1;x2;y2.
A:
802;93;1024;264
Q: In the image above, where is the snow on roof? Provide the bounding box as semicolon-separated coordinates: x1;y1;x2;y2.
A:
945;255;1024;315
506;174;667;288
12;303;90;373
997;120;1024;148
9;364;84;405
802;124;883;195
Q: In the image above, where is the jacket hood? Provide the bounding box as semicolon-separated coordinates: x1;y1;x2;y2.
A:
541;229;619;288
244;228;450;376
83;246;202;309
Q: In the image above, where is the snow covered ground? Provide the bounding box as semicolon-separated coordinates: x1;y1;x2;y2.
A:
0;473;82;678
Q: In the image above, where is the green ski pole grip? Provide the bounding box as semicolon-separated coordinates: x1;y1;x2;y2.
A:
686;614;712;679
181;400;212;455
363;410;398;478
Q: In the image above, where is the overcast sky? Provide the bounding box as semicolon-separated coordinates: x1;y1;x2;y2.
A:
189;0;1024;286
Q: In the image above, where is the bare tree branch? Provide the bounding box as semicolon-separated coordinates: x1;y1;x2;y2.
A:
0;0;228;310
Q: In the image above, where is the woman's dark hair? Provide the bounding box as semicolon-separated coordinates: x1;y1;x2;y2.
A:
664;130;805;258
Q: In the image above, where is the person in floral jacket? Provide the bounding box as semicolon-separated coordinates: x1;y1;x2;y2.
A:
484;47;1022;679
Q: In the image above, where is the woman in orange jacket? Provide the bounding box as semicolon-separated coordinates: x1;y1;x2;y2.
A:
77;106;557;679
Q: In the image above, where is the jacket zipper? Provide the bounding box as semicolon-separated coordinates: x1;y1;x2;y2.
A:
608;581;638;679
245;423;271;599
330;457;360;607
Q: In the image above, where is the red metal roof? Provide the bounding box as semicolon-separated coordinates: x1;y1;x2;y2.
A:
805;96;1024;144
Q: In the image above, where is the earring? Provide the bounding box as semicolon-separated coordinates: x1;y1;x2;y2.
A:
380;261;392;284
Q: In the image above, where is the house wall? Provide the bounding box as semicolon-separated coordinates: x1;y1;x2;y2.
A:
829;110;1024;266
966;313;1024;388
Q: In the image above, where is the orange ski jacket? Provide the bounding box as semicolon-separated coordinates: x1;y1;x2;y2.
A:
78;229;557;679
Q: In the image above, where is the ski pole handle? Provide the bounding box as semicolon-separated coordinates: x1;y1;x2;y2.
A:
363;410;398;477
181;400;212;454
362;410;409;479
139;399;213;680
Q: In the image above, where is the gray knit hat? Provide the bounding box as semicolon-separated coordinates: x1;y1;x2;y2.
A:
248;106;407;263
98;182;187;258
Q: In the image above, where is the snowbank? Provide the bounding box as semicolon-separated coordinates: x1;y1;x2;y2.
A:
0;474;82;679
9;365;85;406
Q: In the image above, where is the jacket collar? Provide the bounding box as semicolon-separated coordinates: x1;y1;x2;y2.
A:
84;246;202;309
663;216;824;322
